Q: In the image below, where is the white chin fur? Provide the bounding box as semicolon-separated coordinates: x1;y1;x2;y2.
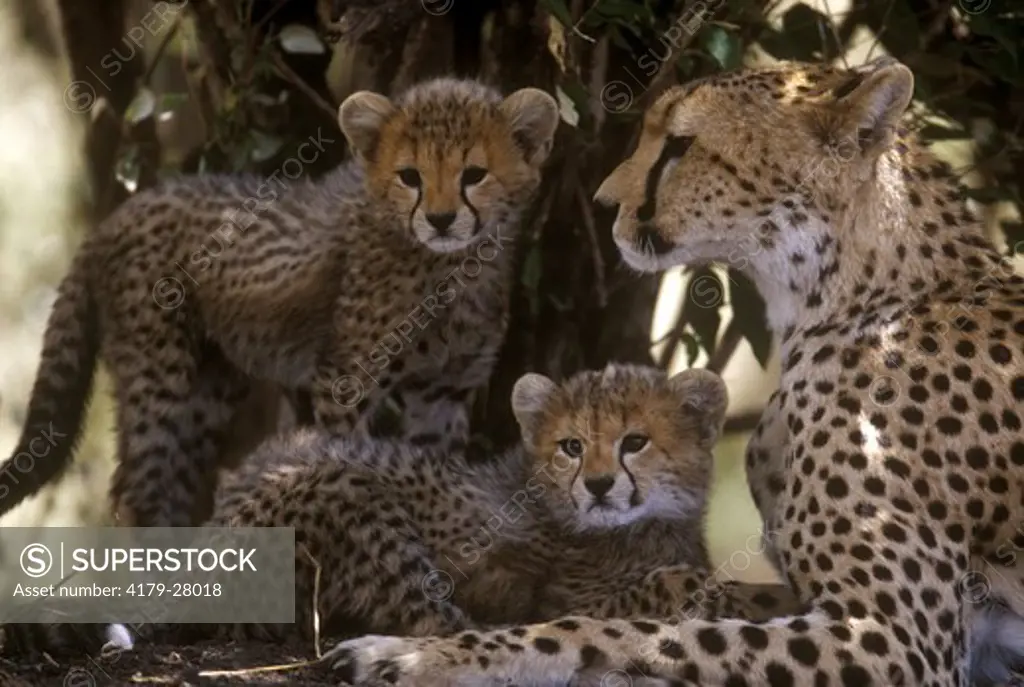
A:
577;505;647;530
425;236;475;253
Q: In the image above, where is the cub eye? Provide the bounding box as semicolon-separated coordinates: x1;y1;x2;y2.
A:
558;438;584;458
397;168;421;188
620;434;649;455
461;166;487;186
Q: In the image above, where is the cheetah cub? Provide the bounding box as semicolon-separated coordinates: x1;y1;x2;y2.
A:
0;78;559;527
202;363;804;643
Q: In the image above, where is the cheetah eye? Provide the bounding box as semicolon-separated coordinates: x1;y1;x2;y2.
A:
558;438;584;458
397;168;422;188
620;434;649;455
461;166;487;186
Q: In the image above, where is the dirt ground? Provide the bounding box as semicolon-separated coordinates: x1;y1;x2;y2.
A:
3;640;341;686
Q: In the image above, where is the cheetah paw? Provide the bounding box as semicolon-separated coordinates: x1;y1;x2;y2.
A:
325;635;430;686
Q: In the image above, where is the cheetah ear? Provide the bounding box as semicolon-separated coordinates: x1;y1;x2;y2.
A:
667;368;728;450
828;56;914;160
511;372;559;437
338;91;396;162
500;88;559;167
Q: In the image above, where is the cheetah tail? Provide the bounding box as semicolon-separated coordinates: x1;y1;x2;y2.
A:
0;254;100;518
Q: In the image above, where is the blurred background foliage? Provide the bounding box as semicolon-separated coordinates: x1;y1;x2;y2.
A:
0;0;1021;591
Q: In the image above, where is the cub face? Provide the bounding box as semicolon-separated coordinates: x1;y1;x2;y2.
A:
593;57;915;273
338;79;559;253
511;364;728;531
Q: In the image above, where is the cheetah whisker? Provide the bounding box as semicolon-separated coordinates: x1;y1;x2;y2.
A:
300;544;324;659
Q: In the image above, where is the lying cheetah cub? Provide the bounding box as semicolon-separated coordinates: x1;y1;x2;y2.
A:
202;363;804;642
0;78;559;527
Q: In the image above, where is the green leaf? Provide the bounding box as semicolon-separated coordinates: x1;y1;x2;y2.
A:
757;4;837;61
702;25;743;71
684;266;723;358
114;144;141;193
728;269;772;369
555;86;580;127
918;123;969;142
680;332;701;368
278;24;325;55
248;131;285;163
125;87;156;124
966;44;1019;84
157;93;189;113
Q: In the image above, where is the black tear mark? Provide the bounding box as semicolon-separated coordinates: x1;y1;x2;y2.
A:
636;135;696;222
459;185;482;236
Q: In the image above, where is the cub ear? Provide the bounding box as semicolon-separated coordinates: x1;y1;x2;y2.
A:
511;372;559;438
338;91;396;162
828;56;914;160
499;88;559;167
666;368;729;450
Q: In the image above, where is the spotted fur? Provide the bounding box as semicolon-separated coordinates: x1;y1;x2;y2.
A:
0;78;558;527
148;364;802;646
326;57;1024;687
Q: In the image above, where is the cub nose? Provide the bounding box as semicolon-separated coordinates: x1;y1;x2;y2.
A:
426;212;456;235
583;475;615;499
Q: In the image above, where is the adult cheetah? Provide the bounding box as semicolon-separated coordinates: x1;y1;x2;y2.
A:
0;78;559;527
325;57;1024;686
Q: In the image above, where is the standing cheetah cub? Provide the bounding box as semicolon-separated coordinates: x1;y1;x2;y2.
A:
0;78;558;527
203;363;804;643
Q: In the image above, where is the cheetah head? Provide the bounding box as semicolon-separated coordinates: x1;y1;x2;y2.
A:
510;364;727;531
594;57;914;274
338;79;559;253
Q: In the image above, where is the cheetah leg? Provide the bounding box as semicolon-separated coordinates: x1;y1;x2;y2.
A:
310;360;399;439
392;384;471;452
326;555;965;686
107;338;246;527
213;469;475;641
562;564;807;624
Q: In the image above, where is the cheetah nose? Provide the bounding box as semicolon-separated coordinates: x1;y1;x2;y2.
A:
583;475;615;499
636;224;673;256
426;212;456;235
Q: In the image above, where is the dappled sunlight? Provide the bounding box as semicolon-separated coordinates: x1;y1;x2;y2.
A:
0;2;115;530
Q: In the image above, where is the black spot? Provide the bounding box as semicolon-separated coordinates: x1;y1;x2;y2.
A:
1011;441;1024;466
631;621;659;635
840;665;872;687
901;405;925;427
533;637;560;654
457;633;480;649
697;628;728;655
553;619;580;631
825;477;849;497
990;344;1012;365
765;663;795;687
947;473;969;493
1012;376;1024;401
659;639;685;659
965;447;989;470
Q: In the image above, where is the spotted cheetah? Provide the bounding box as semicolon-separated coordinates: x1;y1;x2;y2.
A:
0;78;559;527
324;56;1024;687
156;363;800;647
